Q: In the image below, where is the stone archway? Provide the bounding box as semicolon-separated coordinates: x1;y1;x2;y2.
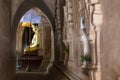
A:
11;0;55;73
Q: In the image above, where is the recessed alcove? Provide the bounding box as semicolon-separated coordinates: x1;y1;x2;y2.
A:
15;7;54;73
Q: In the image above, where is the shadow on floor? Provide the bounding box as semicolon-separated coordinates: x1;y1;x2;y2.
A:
15;72;49;80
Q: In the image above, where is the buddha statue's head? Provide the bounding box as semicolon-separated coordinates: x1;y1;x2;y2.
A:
32;23;38;32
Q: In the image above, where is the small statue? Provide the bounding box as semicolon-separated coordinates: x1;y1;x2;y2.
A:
80;17;89;55
23;23;40;54
80;17;90;68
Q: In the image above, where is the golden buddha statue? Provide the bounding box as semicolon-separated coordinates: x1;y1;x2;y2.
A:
22;23;40;54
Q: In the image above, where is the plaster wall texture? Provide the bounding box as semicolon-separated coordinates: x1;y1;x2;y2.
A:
101;0;120;80
12;0;24;20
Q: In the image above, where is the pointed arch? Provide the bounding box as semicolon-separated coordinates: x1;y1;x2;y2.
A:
11;0;55;72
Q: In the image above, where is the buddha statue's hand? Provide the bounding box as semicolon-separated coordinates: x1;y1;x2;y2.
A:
24;45;39;54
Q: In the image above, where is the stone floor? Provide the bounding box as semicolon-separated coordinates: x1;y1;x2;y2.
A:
15;72;49;80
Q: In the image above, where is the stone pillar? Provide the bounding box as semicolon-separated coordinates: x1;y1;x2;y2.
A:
38;18;52;71
65;0;76;69
86;0;102;80
92;3;102;80
79;0;102;80
55;0;64;63
0;0;15;80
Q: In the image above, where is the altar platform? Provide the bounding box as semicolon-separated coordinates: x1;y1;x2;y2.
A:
19;53;43;72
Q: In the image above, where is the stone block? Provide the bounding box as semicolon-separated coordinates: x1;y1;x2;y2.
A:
90;0;99;4
94;4;102;14
93;14;103;26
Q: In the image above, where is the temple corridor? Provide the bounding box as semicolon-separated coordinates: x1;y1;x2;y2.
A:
0;0;120;80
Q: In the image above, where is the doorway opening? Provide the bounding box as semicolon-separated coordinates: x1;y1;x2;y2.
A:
16;7;54;72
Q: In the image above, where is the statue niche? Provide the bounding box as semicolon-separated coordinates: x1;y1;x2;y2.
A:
19;22;43;71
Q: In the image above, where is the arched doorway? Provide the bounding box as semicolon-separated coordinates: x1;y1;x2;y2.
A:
16;8;53;72
12;0;55;74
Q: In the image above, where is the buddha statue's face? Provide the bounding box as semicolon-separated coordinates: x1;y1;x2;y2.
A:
32;26;38;32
